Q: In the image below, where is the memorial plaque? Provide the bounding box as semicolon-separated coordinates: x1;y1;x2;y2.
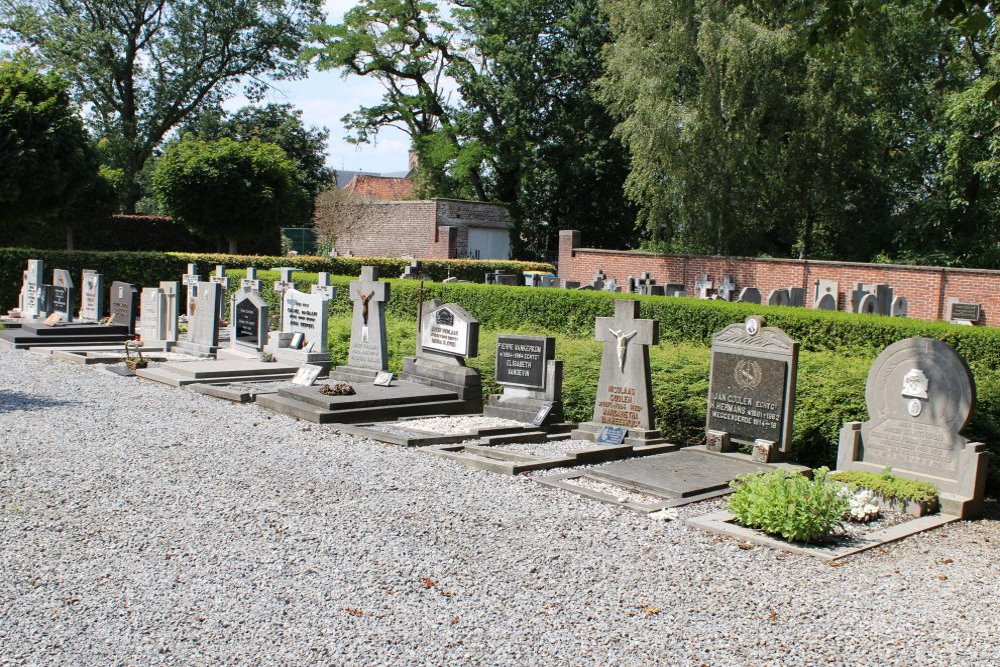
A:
596;425;627;446
495;335;549;389
707;352;788;444
291;363;322;386
420;304;478;357
949;301;981;322
706;316;798;452
373;371;394;387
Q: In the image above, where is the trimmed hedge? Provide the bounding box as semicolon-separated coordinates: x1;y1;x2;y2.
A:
226;269;1000;369
0;247;554;310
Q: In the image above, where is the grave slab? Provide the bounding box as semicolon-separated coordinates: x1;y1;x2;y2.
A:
0;321;132;350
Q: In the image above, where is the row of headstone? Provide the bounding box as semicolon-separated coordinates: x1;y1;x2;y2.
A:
17;261;108;324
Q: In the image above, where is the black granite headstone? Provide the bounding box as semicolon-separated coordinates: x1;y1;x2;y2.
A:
495;335;550;389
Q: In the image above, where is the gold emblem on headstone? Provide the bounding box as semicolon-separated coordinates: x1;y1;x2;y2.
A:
734;359;762;389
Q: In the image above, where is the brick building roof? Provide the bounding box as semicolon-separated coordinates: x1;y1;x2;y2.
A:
342;174;416;200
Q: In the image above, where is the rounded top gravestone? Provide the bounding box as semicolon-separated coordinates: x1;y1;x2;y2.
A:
864;337;974;435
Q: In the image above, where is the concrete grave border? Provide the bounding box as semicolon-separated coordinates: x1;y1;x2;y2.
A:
687;510;959;561
422;440;675;476
536;471;732;514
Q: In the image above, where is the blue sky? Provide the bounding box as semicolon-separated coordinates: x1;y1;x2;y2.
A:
226;0;413;176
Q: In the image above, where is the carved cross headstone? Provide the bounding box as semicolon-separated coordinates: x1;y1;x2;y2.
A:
210;265;230;323
273;266;298;323
718;276;737;302
181;263;201;318
347;266;390;370
591;300;658;431
241;267;261;293
591;270;607;291
636;272;656;295
695;273;713;299
311;272;336;301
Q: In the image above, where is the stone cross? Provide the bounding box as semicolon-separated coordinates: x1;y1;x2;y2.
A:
240;267;261;293
347;266;390;370
592;300;659;431
695;273;713;299
210;265;230;322
591;270;607;290
718;276;737;302
311;272;336;301
273;266;298;323
181;263;201;318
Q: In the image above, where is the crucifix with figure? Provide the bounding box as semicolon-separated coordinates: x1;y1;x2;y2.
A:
347;266;390;370
592;300;659;431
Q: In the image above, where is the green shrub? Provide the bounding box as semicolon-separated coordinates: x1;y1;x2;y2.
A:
829;469;939;505
728;467;849;543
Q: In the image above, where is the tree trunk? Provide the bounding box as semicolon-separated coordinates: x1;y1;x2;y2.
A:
799;211;815;259
228;237;239;254
66;225;75;251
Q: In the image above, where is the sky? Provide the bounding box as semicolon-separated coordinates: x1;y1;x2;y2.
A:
224;0;413;176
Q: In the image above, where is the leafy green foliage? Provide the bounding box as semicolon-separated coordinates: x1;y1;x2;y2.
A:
728;467;849;543
306;0;635;260
0;59;107;234
829;470;939;506
177;104;333;215
152;138;309;252
0;0;324;211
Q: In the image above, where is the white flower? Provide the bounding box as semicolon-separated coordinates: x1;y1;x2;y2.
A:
649;508;679;521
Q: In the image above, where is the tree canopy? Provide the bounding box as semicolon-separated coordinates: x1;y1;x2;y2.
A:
0;0;324;212
152;137;308;253
0;59;111;244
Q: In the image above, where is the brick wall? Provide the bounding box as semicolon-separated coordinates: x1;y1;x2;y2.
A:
328;199;513;260
558;230;997;326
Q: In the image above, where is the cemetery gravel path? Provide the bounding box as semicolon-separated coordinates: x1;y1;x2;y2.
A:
1;349;998;666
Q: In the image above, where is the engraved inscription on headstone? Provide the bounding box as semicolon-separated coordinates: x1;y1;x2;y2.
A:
591;300;658;430
706;316;799;452
80;269;104;321
232;290;268;350
495;335;549;389
837;337;986;518
282;288;328;352
421;304;478;358
109;281;139;333
947;299;981;323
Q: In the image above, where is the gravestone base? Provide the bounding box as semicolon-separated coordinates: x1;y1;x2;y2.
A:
329;365;382;384
169;339;219;358
136;353;305;388
255;379;479;424
400;355;482;403
483;396;565;425
0;321;131;350
837;421;987;519
569;421;670;447
265;345;332;371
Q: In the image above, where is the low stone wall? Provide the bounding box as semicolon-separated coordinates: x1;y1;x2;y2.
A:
557;230;997;326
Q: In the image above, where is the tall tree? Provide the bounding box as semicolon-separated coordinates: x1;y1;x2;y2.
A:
178;103;333;205
306;0;635;259
0;0;324;212
600;0;897;258
0;58;113;247
152;137;308;253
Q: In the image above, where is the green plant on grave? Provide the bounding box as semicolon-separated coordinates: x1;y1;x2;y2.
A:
728;467;849;543
829;470;939;506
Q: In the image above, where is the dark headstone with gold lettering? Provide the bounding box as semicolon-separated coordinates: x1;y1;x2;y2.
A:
705;316;798;460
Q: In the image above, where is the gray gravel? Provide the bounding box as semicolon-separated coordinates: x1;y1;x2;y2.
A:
2;347;999;665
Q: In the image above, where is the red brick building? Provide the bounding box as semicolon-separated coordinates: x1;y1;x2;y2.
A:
341;174;417;200
558;230;997;326
329;199;513;260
